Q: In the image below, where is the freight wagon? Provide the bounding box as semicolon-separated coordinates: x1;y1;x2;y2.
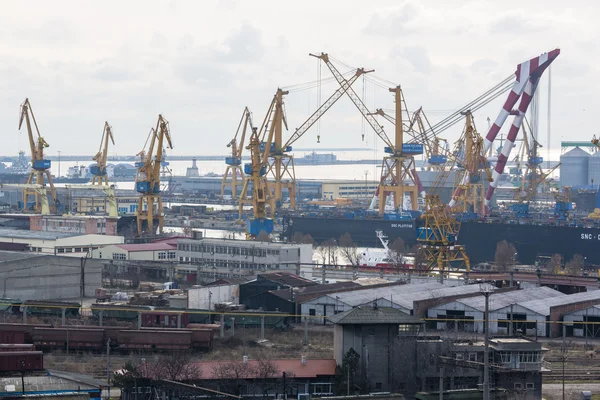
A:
90;303;152;321
0;344;35;352
117;329;193;350
224;312;292;331
0;323;52;344
32;328;105;351
139;327;214;350
0;351;43;372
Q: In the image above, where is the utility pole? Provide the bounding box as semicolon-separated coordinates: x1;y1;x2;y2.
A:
58;150;61;178
106;338;111;399
481;284;494;400
561;324;566;400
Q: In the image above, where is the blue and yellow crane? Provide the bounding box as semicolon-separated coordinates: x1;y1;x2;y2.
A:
91;122;115;186
18;98;57;214
135;115;173;236
222;107;253;199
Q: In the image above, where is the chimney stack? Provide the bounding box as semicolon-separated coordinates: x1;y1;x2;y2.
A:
243;355;248;365
301;356;307;365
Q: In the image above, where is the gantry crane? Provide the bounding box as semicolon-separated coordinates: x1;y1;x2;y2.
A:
313;53;425;214
417;194;470;275
263;65;370;209
91;122;115;186
222;107;253;199
64;184;118;218
447;111;492;216
239;122;276;238
135;115;173;236
18;99;57;213
1;184;50;215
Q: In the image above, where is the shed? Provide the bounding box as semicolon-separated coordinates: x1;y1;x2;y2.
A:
240;272;316;308
427;286;564;334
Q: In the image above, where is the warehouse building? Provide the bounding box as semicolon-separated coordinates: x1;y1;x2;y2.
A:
0;251;102;300
92;241;178;261
0;228;124;256
493;290;600;337
563;304;600;338
427;286;565;334
300;282;496;323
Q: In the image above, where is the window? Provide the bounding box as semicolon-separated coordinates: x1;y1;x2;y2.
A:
468;353;477;362
57;248;65;253
75;248;82;253
514;383;523;390
518;352;539;363
526;383;534;390
498;351;512;363
112;253;126;260
158;252;167;260
167;251;176;259
309;309;316;316
375;382;383;391
456;353;464;360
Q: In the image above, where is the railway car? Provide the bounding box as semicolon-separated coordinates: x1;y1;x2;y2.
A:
141;309;190;328
117;329;193;350
21;300;80;318
189;328;214;350
0;344;35;352
32;328;104;351
66;324;126;346
0;351;43;372
224;311;292;331
0;323;51;344
0;298;23;315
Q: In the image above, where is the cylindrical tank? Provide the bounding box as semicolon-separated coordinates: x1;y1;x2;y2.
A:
587;151;600;185
560;147;590;187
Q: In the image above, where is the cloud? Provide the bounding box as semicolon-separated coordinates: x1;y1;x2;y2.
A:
390;46;432;74
217;23;264;62
489;12;547;35
364;3;418;36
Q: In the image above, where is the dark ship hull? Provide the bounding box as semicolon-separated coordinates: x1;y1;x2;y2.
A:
283;215;600;265
0;174;28;184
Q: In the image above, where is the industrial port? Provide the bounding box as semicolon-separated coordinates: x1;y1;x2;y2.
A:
1;2;600;400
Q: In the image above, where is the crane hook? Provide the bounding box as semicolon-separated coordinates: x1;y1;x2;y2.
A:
361;134;365;141
317;135;320;144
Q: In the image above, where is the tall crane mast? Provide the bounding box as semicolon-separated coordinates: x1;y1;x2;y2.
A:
91;122;115;186
313;53;425;214
135;115;173;236
18;98;57;214
480;49;560;212
238;98;281;238
264;66;370;209
222;107;253;199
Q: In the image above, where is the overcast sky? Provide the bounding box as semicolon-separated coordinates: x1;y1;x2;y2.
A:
0;0;597;160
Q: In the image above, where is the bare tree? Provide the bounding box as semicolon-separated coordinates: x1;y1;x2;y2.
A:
291;232;314;244
566;253;584;276
317;238;338;265
182;225;192;237
254;356;280;398
153;353;198;381
339;233;361;266
211;361;255;396
256;231;272;242
547;253;563;275
389;238;406;268
494;240;517;272
410;246;427;272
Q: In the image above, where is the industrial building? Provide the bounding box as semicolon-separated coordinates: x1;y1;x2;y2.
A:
240;272;316;310
188;283;240;310
177;237;313;272
562;304;600;338
426;286;565;334
30;214;119;235
92;241;178;261
0;251;102;300
300;281;494;323
0;228;124;256
492;289;600;337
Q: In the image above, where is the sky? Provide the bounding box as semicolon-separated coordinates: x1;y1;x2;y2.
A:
0;0;597;160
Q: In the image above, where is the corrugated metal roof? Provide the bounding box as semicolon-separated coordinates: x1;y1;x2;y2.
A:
325;282;493;311
515;290;600;316
257;272;316;288
328;306;423;325
454;287;565;312
0;228;78;240
270;281;360;302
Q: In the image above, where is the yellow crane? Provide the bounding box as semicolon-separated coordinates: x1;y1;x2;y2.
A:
1;184;50;215
135;115;173;236
64;184;118;218
264;65;370;209
91;122;115;186
222;107;253;199
448;111;492;216
18;98;57;214
589;136;600;219
313;53;425;214
417;194;470;275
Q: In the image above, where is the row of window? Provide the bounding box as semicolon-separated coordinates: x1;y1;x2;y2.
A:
497;351;540;363
177;243;278;257
56;247;98;254
178;257;277;270
157;251;177;260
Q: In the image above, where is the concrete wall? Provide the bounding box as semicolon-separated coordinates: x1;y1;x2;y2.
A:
188;284;239;310
0;254;102;300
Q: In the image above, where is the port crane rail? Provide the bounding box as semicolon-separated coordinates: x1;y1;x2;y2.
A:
222;107;253;199
313;52;425;214
18;99;57;214
481;49;560;211
91;122;115;186
135;115;173;236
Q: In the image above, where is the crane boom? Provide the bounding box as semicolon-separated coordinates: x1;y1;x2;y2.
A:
310;53;392;149
91;121;115;186
284;68;368;148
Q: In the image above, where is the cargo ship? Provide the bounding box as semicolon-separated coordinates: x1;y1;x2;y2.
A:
282;213;600;265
